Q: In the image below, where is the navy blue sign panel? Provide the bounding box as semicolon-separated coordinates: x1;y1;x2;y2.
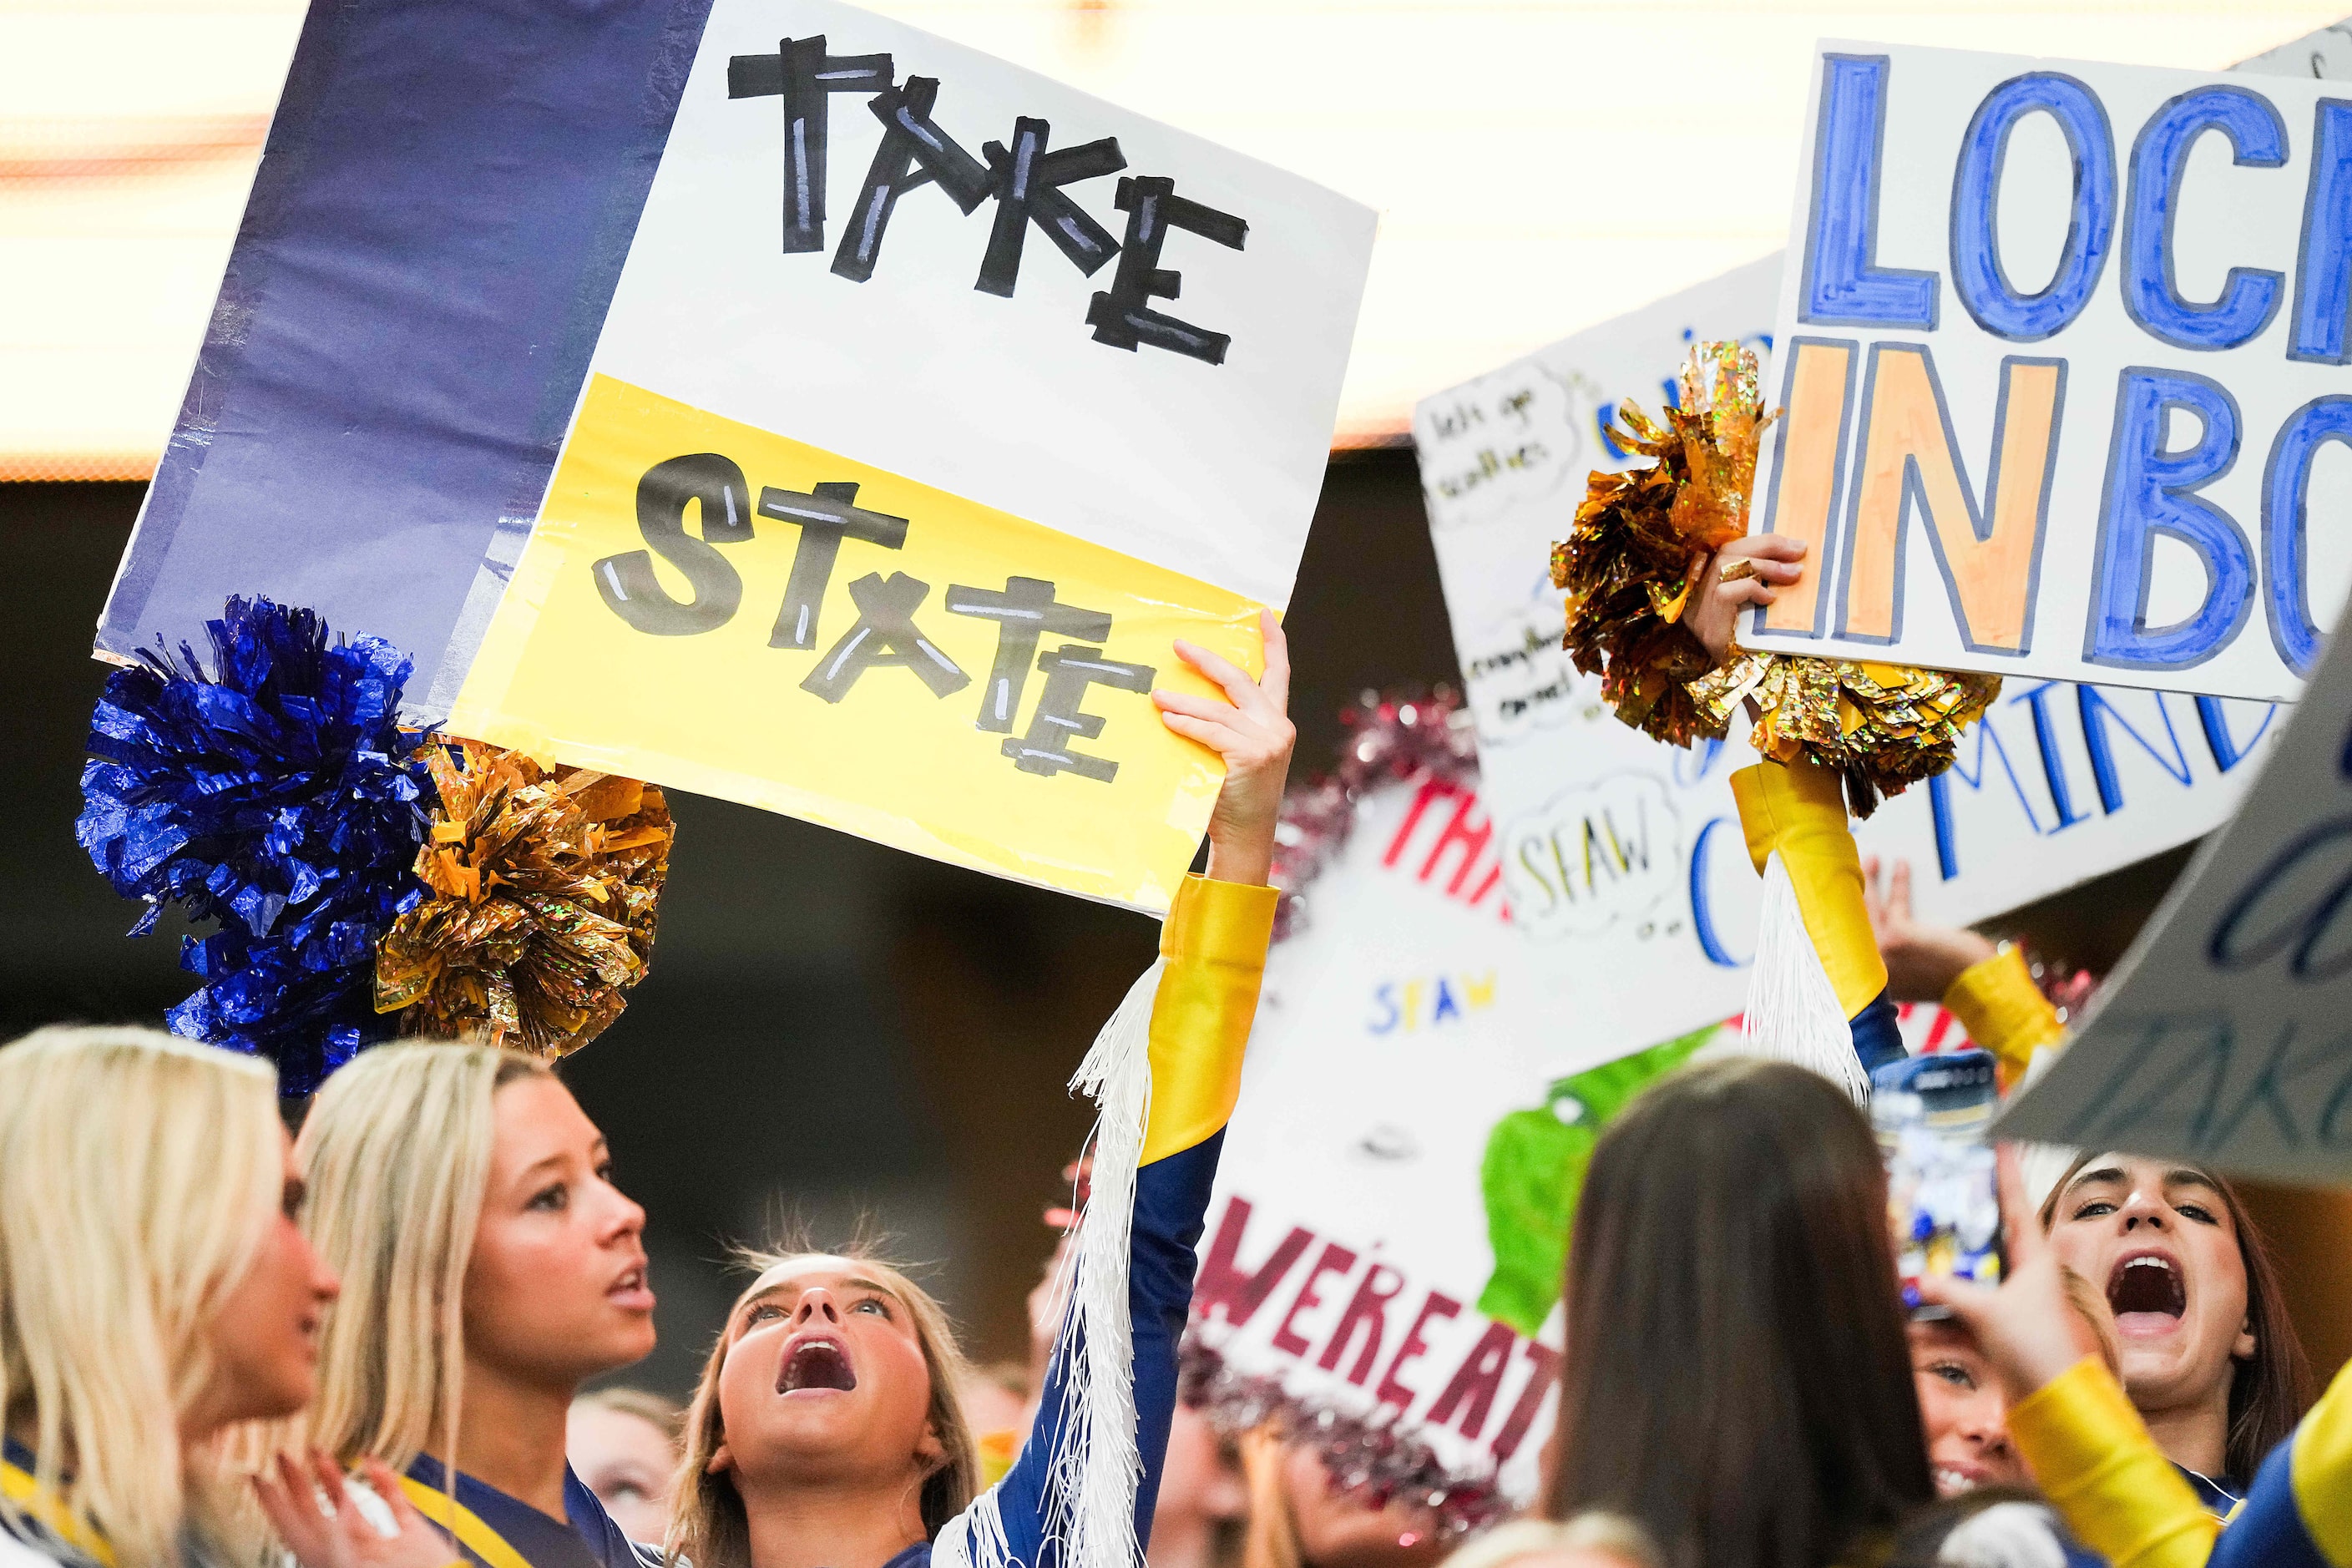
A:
99;0;716;718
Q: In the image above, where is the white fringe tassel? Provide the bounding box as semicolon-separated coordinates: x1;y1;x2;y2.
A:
1742;852;1872;1105
934;955;1166;1568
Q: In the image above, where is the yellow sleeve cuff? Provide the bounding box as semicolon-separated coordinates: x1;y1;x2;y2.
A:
2010;1358;2220;1568
1944;945;2065;1086
2294;1354;2352;1563
1141;873;1278;1165
1728;758;1889;1018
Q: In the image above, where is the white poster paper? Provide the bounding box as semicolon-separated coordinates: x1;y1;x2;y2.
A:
1999;615;2352;1184
1196;769;1683;1505
1739;43;2352;703
433;0;1380;911
1197;759;2003;1502
571;0;1374;613
1416;260;2284;1071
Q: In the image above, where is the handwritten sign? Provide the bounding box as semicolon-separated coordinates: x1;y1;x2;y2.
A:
101;0;1373;913
1200;765;1705;1505
1204;759;1999;1496
1415;259;2281;1070
446;0;1373;910
453;377;1263;901
1999;610;2352;1184
1739;43;2352;704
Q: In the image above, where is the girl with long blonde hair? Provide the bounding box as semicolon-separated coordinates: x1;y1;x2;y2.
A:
659;620;1294;1568
0;1025;341;1567
263;1042;660;1568
1236;1428;1444;1568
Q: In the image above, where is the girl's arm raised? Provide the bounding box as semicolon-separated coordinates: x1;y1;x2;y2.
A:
965;614;1290;1568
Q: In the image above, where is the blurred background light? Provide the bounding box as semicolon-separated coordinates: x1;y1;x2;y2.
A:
4;0;2344;477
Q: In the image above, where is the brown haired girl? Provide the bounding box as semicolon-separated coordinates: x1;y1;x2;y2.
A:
2036;1152;2309;1510
1859;856;2313;1507
1544;1055;1935;1568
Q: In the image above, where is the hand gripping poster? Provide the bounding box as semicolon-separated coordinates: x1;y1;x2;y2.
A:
1415;260;2286;1070
97;0;1374;912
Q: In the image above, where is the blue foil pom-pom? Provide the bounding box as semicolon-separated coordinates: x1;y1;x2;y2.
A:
76;597;432;1093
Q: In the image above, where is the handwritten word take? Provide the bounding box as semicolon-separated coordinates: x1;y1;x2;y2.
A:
730;35;1248;364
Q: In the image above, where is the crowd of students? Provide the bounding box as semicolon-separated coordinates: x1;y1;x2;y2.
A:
5;571;2352;1568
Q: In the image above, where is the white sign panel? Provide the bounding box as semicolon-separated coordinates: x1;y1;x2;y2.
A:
434;0;1379;911
1416;260;2283;1071
1198;775;1579;1505
586;0;1376;611
1739;42;2352;704
1201;764;1997;1499
2000;615;2352;1185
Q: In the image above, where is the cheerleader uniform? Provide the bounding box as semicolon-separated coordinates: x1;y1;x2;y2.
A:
398;871;1274;1568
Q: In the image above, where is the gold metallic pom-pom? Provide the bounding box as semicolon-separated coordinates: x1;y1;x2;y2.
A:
1688;650;2002;819
373;741;674;1057
1550;341;1773;747
1552;339;1999;815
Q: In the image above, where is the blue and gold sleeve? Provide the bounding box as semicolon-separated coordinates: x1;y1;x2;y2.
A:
1729;758;1903;1071
1943;944;2066;1090
2009;1358;2221;1568
2208;1355;2352;1567
994;873;1277;1566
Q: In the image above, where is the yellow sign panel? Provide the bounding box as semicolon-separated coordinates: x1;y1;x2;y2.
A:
450;375;1267;912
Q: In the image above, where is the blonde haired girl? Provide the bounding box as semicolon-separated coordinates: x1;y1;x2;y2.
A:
658;619;1294;1568
1237;1428;1444;1568
272;1043;659;1568
566;1389;683;1544
0;1025;341;1567
668;1248;982;1566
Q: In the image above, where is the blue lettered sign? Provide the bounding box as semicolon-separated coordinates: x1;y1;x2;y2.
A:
1742;42;2352;704
2000;614;2352;1183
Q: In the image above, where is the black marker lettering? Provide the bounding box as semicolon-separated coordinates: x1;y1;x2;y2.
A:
1002;644;1156;781
943;576;1114;731
975;119;1125;297
833;78;992;283
594;453;756;636
759;482;910;649
727;37;893;254
1086;175;1247;364
801;572;972;703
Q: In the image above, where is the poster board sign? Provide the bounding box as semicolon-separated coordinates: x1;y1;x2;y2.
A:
1194;765;1712;1508
1999;614;2352;1185
2228;19;2352;85
1415;260;2282;1071
1737;43;2352;703
1196;748;1994;1505
98;0;1373;913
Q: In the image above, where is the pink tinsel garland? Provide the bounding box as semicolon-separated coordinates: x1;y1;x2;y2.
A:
1271;686;1478;941
1179;1341;1511;1541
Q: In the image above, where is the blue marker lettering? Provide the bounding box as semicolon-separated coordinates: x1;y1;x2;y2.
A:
1800;55;1940;328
